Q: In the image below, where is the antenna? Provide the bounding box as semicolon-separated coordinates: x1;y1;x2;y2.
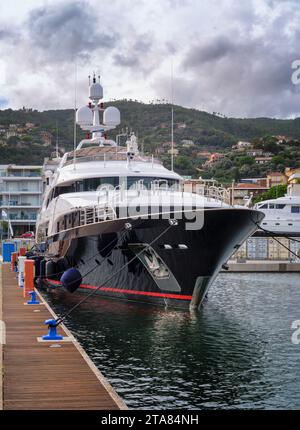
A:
171;58;174;172
73;62;77;170
55;120;59;158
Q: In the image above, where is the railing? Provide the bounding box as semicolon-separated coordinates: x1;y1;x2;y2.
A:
74;184;232;229
79;204;117;225
63;152;162;167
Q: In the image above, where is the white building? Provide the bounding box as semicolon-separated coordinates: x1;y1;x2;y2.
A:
0;165;43;237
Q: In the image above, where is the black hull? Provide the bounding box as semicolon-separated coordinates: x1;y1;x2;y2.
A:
44;208;263;310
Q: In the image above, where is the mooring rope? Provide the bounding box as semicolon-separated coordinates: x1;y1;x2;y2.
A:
252;220;300;260
54;221;176;327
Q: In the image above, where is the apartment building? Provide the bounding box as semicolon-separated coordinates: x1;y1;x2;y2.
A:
0;165;43;237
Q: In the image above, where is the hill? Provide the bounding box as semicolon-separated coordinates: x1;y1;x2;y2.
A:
1;100;300;176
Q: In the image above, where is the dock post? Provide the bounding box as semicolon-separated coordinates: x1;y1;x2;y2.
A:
27;291;40;305
42;319;63;341
18;256;26;288
11;252;17;272
23;260;35;298
19;247;26;257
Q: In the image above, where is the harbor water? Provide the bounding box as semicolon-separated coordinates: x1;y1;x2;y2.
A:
41;273;300;409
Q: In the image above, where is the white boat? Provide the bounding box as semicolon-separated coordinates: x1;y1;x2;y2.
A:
254;183;300;236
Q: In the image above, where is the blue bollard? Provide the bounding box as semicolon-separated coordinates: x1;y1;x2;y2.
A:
42;319;63;341
27;291;40;305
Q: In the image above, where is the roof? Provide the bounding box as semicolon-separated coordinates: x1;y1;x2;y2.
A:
268;172;283;176
234;183;269;189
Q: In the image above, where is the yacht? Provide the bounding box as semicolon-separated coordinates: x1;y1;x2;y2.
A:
254;183;300;237
36;74;264;310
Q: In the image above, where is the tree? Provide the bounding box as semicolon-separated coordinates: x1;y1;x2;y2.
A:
253;184;287;204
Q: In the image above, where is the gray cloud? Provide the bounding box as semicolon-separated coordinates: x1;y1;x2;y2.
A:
27;1;119;62
153;2;300;118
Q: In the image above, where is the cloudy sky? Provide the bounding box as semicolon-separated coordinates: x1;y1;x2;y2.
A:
0;0;300;118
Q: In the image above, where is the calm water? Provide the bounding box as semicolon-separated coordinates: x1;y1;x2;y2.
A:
41;273;300;410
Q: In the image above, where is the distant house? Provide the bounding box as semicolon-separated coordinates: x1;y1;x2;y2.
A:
40;131;52;146
230;183;269;206
267;172;287;187
176;123;186;129
255;156;272;165
6;130;17;139
181;139;194;148
246;149;263;157
197;151;211;159
168;148;179;156
274;135;290;144
240;177;268;187
236;141;252;149
209;153;225;163
25;122;35;130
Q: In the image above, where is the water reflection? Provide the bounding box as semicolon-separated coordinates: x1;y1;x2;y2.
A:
41;273;300;409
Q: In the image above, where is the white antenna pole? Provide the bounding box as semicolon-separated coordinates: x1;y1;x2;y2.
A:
55;120;59;158
73;61;77;170
171;58;174;172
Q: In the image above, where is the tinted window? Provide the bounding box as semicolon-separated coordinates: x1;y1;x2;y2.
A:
291;206;300;214
50;176;180;199
276;204;285;209
126;176;179;190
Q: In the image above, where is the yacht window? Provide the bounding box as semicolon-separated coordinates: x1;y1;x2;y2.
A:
126;176;180;190
276;204;285;209
51;176;179;197
260;204;268;209
269;204;275;209
291;206;300;214
79;177;119;191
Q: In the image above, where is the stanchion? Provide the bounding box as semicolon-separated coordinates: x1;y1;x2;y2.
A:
42;319;63;341
11;252;17;271
18;256;26;288
24;259;35;298
27;291;40;305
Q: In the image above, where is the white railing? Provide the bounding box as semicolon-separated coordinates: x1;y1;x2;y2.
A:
79;204;117;226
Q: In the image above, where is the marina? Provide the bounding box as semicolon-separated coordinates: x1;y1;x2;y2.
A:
0;0;300;415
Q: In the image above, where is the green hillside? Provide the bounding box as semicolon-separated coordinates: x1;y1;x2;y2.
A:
1;100;300;175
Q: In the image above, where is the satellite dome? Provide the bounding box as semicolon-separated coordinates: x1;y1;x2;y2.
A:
89;82;103;101
103;106;121;127
76;105;93;126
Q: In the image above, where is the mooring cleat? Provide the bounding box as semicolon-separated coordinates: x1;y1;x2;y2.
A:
27;291;40;305
42;319;63;341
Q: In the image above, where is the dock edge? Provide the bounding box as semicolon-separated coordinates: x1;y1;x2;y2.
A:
35;288;128;410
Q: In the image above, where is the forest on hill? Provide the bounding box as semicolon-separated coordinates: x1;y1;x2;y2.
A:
1;100;300;180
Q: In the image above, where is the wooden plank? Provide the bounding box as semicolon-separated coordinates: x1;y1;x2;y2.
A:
1;264;127;410
0;264;3;410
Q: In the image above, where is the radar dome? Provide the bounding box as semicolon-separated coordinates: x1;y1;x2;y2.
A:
89;82;103;101
103;106;121;127
76;105;93;126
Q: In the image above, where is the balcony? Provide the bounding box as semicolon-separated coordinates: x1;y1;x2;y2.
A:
8;213;37;221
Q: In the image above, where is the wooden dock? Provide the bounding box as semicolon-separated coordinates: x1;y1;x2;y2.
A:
0;263;127;410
